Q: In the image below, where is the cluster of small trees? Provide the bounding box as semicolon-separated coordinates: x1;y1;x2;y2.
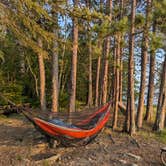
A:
0;0;165;135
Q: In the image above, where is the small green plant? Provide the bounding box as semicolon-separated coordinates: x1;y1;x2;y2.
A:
16;154;22;161
0;114;7;120
156;129;166;144
42;160;50;166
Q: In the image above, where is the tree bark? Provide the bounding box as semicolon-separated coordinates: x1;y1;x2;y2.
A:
144;21;156;122
119;46;123;102
95;42;101;107
87;1;93;107
52;28;59;112
69;0;78;113
125;0;136;135
87;34;93;106
112;35;120;130
102;37;110;104
123;95;130;132
153;55;166;131
111;38;116;105
101;0;112;104
119;0;124;103
137;0;151;129
95;0;104;107
38;38;46;111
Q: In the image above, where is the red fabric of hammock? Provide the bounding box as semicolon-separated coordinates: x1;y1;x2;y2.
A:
33;103;111;139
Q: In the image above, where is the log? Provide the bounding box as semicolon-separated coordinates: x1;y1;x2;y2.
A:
35;154;61;164
124;153;142;161
0;104;30;116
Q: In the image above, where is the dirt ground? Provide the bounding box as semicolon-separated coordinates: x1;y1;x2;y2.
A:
0;114;165;166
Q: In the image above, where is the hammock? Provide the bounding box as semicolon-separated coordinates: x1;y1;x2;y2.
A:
22;102;111;147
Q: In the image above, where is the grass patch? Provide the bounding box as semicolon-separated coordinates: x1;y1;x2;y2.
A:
139;130;155;139
15;154;22;161
0;114;7;120
42;160;50;166
155;129;166;144
139;129;166;144
0;113;24;122
9;113;23;119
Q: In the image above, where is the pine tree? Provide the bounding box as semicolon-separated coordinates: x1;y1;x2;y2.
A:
51;7;59;112
124;0;136;135
101;0;112;104
95;0;103;107
153;55;166;131
69;0;79;112
86;0;93;107
144;21;156;122
137;0;151;129
95;41;102;107
38;37;46;111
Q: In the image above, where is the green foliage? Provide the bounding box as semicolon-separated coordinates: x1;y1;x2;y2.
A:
0;0;165;116
92;45;101;59
149;33;163;52
59;92;69;109
0;1;53;58
93;19;111;38
135;14;145;29
153;0;166;34
111;16;129;34
0;82;27;105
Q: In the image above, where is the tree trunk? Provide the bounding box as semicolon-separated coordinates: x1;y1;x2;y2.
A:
69;0;78;113
153;56;166;131
123;95;130;132
137;0;151;129
112;35;120;130
144;21;156;122
125;0;136;135
52;27;59;112
87;34;93;107
87;1;93;107
38;38;46;111
102;37;110;104
119;46;123;102
119;0;124;103
101;0;112;104
95;42;101;107
59;43;66;91
58;16;67;90
111;38;116;105
96;0;104;106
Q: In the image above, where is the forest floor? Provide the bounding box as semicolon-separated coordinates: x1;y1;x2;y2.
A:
0;113;165;166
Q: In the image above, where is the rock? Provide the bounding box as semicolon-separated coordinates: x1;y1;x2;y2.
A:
88;157;93;161
67;156;71;159
125;153;142;161
119;159;127;164
130;164;138;166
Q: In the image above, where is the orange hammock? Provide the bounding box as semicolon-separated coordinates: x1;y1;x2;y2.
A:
22;102;111;147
